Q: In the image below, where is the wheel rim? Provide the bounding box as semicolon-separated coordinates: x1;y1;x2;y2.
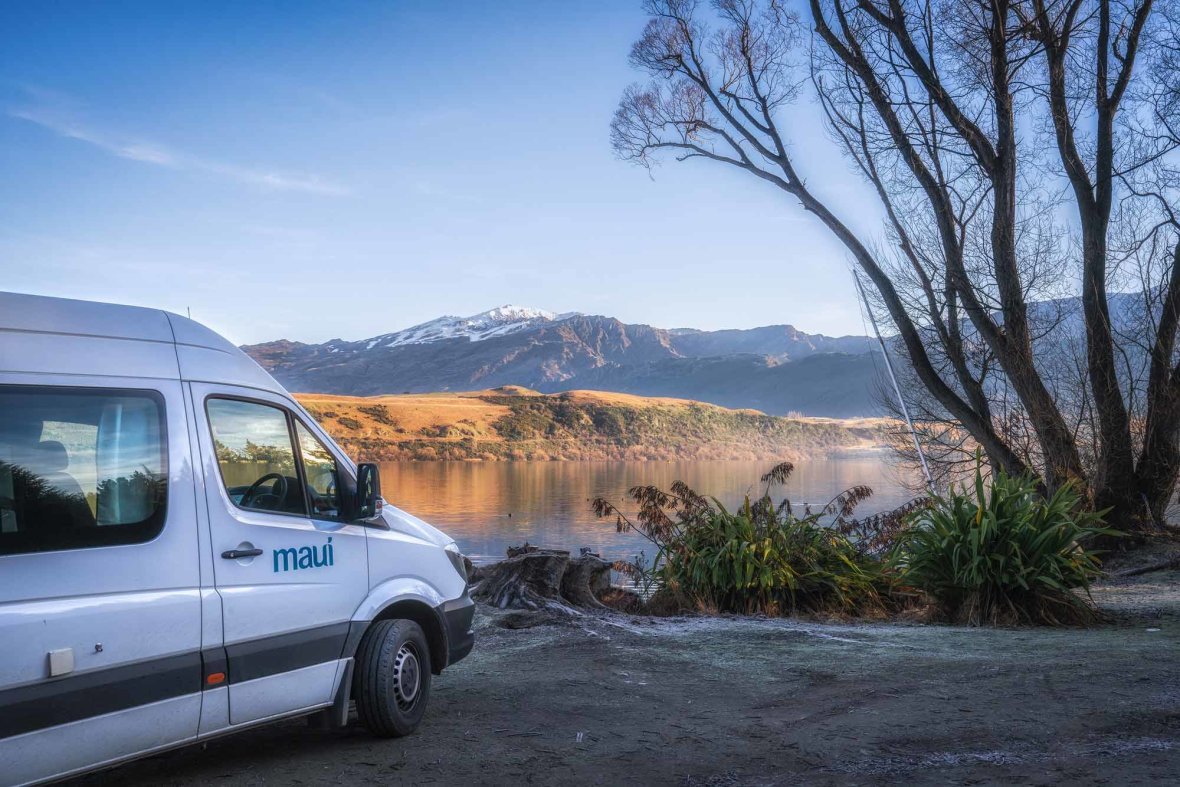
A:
392;642;421;711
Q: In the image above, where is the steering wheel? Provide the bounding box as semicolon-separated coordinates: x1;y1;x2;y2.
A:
241;473;288;510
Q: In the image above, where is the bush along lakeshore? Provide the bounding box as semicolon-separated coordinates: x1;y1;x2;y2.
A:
592;462;901;618
468;461;1118;629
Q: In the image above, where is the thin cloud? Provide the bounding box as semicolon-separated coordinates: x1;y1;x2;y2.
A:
9;100;349;197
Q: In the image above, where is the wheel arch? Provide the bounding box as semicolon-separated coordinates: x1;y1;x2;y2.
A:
349;586;449;675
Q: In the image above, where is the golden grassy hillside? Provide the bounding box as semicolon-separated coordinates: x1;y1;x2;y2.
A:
296;387;888;462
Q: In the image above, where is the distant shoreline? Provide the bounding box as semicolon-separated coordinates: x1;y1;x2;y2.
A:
296;387;890;463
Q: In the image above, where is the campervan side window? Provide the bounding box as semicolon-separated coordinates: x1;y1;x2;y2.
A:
0;386;168;556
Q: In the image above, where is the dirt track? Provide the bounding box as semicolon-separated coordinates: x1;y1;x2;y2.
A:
69;572;1180;786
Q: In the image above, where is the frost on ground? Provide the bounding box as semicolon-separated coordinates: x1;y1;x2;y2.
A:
69;570;1180;786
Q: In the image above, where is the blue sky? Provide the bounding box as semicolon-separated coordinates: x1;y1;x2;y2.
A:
0;0;882;345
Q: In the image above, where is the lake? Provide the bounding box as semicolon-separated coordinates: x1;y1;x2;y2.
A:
379;453;917;564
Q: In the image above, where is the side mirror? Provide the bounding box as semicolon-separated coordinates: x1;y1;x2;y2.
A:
356;463;383;520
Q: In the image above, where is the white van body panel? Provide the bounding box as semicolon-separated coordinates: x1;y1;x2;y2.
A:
383;504;452;549
0;587;201;689
0;332;182;380
166;311;285;391
0;371;204;787
0;292;475;786
363;525;464;603
3;695;203;787
198;684;230;736
0;293;174;342
173;340;283;392
355;578;449;620
227;661;344;722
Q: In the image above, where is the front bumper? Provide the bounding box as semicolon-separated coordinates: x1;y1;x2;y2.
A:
437;591;475;667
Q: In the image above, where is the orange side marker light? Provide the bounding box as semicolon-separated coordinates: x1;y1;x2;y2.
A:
206;672;226;686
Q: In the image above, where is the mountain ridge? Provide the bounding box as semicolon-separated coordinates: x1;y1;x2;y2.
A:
243;307;882;418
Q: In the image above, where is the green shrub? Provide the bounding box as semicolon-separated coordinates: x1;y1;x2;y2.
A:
669;498;893;615
893;467;1114;626
594;462;896;616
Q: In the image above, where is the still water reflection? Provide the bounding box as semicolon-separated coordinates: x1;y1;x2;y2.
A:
380;454;916;564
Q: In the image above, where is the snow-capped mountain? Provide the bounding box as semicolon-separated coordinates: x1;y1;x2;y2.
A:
243;309;879;417
350;306;579;350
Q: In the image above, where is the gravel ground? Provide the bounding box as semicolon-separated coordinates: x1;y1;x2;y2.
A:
67;571;1180;786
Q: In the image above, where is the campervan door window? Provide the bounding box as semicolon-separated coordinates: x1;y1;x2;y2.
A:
0;386;167;555
206;397;308;517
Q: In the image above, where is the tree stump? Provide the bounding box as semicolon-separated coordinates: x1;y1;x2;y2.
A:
561;554;613;610
469;546;632;613
470;549;573;610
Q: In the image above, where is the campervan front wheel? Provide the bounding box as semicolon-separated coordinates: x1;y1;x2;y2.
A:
354;619;432;737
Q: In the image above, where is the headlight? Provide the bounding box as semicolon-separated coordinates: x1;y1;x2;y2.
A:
444;542;468;583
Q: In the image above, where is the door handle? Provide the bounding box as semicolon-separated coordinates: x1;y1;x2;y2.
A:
221;548;264;559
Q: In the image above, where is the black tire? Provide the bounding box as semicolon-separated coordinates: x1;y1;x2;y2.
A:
353;619;432;737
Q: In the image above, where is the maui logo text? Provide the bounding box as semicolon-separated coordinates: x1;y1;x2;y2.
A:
273;537;334;573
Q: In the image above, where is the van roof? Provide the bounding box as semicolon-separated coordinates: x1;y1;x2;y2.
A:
0;291;282;391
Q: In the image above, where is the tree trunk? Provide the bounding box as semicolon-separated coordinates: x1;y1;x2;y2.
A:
1137;241;1180;528
1136;395;1180;528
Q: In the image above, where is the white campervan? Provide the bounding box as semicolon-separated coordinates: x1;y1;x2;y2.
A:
0;292;474;785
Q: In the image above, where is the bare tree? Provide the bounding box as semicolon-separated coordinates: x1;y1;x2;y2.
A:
611;0;1180;530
